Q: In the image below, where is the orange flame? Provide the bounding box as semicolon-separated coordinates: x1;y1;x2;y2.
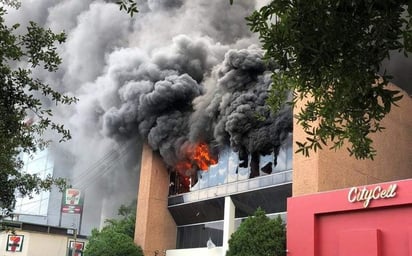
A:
175;142;217;172
193;142;217;170
175;161;192;174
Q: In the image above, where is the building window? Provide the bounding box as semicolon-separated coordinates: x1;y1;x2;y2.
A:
176;221;223;249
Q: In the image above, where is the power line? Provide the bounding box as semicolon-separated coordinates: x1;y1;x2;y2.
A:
71;139;137;190
69;140;130;185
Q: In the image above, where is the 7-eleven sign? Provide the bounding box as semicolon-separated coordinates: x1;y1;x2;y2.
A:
61;189;84;214
68;240;84;256
6;235;24;252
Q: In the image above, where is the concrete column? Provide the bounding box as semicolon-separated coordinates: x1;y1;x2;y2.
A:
134;144;177;256
222;196;235;253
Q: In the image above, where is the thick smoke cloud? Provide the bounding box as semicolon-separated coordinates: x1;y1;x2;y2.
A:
102;41;292;168
4;0;292;234
191;46;292;156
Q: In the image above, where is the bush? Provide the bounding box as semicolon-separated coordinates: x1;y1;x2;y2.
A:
84;228;143;256
227;208;286;256
83;202;143;256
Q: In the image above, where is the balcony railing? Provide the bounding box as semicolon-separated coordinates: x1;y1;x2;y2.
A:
169;170;292;206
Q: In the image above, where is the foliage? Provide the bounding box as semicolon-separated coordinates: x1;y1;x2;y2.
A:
246;1;412;159
84;229;143;256
117;0;139;17
84;202;143;256
227;208;286;256
0;6;76;216
0;0;21;9
103;202;137;238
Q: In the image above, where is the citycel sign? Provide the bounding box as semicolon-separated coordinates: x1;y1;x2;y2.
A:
347;184;397;208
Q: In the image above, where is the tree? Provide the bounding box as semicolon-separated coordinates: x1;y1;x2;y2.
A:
83;229;143;256
227;208;286;256
0;5;76;217
246;1;411;159
103;203;137;238
116;0;139;17
83;202;143;256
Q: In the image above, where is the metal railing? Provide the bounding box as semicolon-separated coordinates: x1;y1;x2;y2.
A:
169;170;292;205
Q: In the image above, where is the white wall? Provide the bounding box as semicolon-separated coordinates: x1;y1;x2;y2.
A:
166;247;225;256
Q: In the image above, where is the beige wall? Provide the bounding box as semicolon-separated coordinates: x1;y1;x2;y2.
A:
134;144;177;256
0;231;87;256
293;84;412;195
166;247;225;256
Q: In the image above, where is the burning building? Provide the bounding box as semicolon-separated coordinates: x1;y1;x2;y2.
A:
2;2;411;256
4;0;292;240
134;142;292;256
127;45;294;255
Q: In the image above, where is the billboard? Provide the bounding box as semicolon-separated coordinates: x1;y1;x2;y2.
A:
61;189;84;214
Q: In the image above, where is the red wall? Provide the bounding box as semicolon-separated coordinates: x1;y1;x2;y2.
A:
287;179;412;256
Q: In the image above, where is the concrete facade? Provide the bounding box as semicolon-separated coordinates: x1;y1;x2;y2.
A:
134;144;177;256
293;84;412;195
0;224;87;256
0;231;66;256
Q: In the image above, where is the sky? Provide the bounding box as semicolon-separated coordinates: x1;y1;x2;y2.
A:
4;0;410;234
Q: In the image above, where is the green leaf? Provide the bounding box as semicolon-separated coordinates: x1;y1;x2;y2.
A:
227;208;285;256
0;7;76;212
248;0;410;160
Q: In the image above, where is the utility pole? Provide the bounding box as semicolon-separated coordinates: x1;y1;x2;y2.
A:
72;228;77;256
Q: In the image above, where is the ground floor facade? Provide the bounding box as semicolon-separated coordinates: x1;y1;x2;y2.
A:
287;178;412;256
0;222;87;256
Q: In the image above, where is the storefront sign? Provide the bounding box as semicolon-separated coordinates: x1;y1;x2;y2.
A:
61;188;84;214
347;184;397;208
68;240;84;256
6;235;24;252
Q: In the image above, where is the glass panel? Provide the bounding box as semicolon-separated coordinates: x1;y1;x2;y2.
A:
177;221;223;249
32;149;47;160
14;149;51;216
46;153;54;170
170;135;293;199
259;154;274;176
39;192;49;215
237;165;249;181
26;156;47;174
196;171;209;190
227;150;239;183
208;164;219;187
273;147;286;172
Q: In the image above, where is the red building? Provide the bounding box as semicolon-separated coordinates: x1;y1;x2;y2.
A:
288;179;412;255
287;84;412;255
